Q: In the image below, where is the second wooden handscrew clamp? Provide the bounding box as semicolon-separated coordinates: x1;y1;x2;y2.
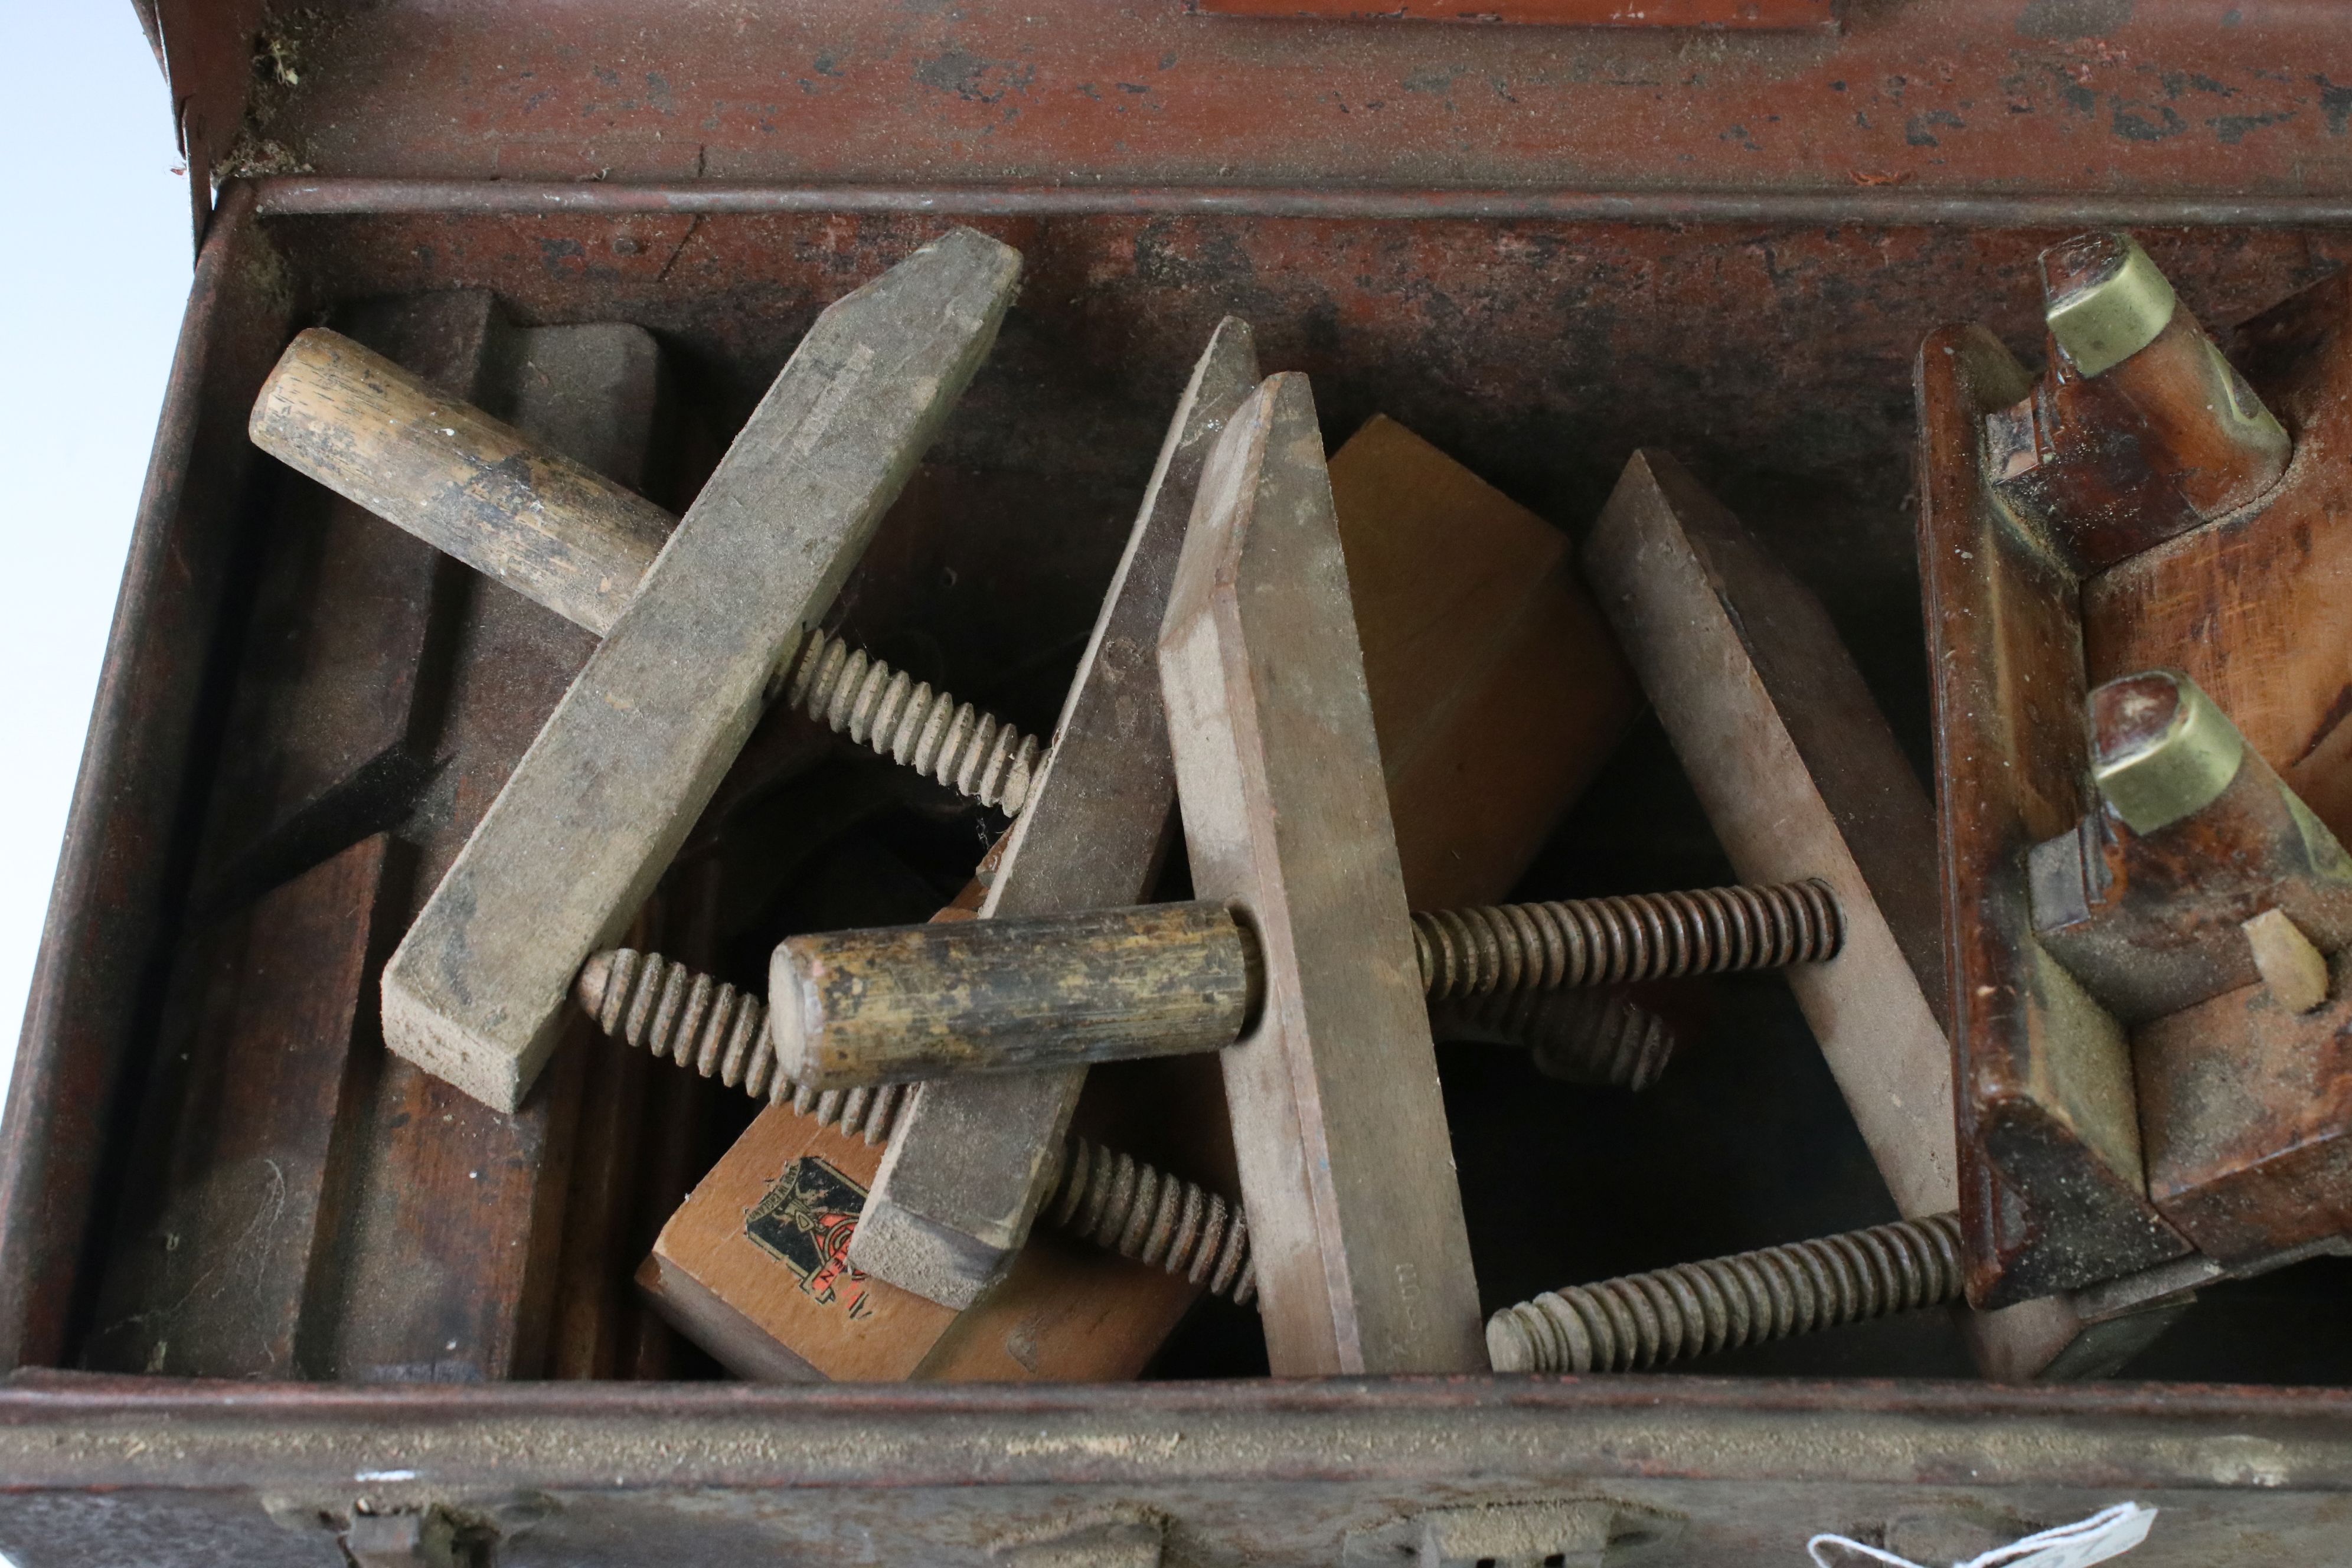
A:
713;877;1842;1090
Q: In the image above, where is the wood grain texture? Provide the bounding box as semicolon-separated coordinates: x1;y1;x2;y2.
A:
250;325;671;639
2031;686;2352;1024
83;837;400;1377
319;320;672;1384
198;292;499;911
1159;373;1483;1375
381;228;1022;1111
1331;415;1636;913
850;318;1261;1309
771;901;1254;1089
1585;450;1958;1221
1915;324;2190;1309
2084;273;2352;843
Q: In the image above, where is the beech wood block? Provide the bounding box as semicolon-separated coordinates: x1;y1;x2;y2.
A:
381;228;1022;1112
1916;322;2192;1309
638;1095;1196;1383
848;319;1261;1309
773;901;1257;1089
1159;372;1484;1375
1331;416;1638;912
251;324;672;639
1583;451;1958;1221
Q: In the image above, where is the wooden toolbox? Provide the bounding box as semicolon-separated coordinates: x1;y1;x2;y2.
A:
7;3;2352;1562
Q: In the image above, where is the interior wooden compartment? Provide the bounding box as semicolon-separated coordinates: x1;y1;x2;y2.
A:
16;194;2352;1389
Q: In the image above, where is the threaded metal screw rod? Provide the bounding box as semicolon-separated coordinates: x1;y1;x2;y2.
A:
1429;988;1677;1091
577;946;909;1144
1485;1211;1964;1374
1415;878;1843;1002
575;947;1256;1305
1045;1135;1256;1305
782;628;1042;815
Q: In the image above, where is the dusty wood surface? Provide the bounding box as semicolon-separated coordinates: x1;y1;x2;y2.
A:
1330;415;1636;913
250;324;672;638
850;318;1260;1309
772;901;1254;1089
2243;910;2330;1015
643;888;1201;1382
2137;955;2352;1264
1159;373;1483;1375
382;228;1022;1112
2083;273;2352;844
1585;450;1957;1221
84;837;399;1377
1916;323;2190;1309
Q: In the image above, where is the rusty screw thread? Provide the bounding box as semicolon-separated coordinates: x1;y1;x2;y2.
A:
1414;878;1843;1002
1485;1211;1964;1374
576;947;1256;1305
782;628;1042;815
1430;988;1677;1092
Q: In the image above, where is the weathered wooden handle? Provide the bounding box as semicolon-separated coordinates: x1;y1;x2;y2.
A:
770;900;1259;1088
776;878;1845;1088
249;327;674;637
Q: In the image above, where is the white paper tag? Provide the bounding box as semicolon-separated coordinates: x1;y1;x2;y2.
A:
1807;1502;2157;1568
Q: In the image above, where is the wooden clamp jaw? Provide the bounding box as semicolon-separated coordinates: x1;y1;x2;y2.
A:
845;318;1265;1312
1159;372;1487;1375
1920;230;2352;1322
1583;452;1958;1225
380;228;1022;1112
1579;449;2147;1380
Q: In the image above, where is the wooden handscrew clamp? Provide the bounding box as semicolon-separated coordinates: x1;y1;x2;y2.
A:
848;383;1643;1318
639;388;1651;1381
250;325;1045;817
1921;230;2352;1353
760;880;1841;1089
371;228;1021;1112
576;925;1257;1382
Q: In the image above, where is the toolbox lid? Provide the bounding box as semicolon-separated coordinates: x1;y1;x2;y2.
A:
140;1;2352;246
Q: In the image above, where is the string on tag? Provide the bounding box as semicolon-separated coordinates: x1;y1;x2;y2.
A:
1807;1502;2156;1568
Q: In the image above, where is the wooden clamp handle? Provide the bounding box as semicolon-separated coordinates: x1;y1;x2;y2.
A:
250;327;674;638
772;900;1260;1088
773;877;1844;1089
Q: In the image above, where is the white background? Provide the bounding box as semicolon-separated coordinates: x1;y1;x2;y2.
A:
0;7;189;1109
